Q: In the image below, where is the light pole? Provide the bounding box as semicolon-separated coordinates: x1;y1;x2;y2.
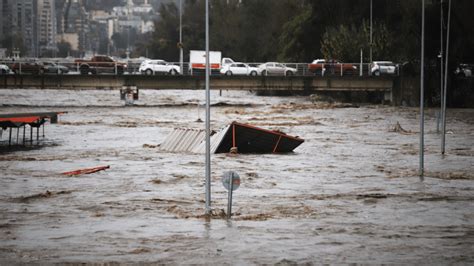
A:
179;0;183;74
438;0;444;134
370;0;373;63
441;0;451;155
419;0;425;178
204;0;211;215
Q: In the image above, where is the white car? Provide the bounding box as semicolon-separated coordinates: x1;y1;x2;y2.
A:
220;62;259;76
257;62;297;76
371;61;397;76
139;59;180;75
221;57;235;67
0;64;11;74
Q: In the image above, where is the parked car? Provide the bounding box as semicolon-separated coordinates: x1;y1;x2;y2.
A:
10;61;45;75
308;59;326;75
324;60;357;75
75;55;126;75
221;57;235;67
0;64;11;74
308;59;357;76
257;62;297;76
139;59;180;75
43;62;69;74
220;62;259;76
370;61;397;76
454;64;472;77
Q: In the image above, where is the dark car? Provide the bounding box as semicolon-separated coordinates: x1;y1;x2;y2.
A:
43;62;69;74
10;61;45;75
75;55;126;75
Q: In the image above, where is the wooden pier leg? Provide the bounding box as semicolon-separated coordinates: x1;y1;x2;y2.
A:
273;135;282;153
232;124;236;148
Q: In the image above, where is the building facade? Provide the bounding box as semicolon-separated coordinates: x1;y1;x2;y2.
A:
0;0;56;57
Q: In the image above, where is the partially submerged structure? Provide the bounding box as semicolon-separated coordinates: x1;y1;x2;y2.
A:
160;121;304;154
0;112;64;146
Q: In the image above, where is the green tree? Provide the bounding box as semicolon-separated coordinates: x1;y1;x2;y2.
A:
320;22;393;62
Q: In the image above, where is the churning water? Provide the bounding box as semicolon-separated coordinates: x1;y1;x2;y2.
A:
0;89;473;264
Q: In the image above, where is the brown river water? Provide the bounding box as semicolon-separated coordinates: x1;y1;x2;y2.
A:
0;89;473;264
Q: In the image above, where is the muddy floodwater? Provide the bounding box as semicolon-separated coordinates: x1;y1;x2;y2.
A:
0;89;473;264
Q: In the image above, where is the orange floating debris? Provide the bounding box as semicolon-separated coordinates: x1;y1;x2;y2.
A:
62;165;110;176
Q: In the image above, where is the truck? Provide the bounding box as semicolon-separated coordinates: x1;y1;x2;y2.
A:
75;55;127;75
189;50;221;75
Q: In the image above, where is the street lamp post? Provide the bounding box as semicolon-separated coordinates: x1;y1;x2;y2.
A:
204;0;211;215
419;0;425;178
438;0;444;134
441;0;451;155
370;0;373;64
179;0;183;74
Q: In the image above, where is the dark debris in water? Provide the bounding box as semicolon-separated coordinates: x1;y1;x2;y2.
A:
11;190;72;203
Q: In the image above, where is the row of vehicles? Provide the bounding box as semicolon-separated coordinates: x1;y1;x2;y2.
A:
308;59;398;76
0;51;399;77
0;55;126;75
0;61;69;75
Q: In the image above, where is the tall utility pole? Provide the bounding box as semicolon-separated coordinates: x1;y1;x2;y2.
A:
204;0;211;215
419;0;425;178
179;0;183;74
439;0;444;134
442;0;451;154
370;0;373;63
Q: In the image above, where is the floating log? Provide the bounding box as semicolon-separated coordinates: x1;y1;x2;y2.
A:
62;165;110;176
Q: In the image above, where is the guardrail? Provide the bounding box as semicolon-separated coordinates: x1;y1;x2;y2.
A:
0;59;400;77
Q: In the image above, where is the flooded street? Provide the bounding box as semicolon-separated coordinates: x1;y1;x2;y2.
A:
1;89;473;264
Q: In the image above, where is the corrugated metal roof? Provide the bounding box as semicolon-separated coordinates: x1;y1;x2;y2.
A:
159;128;207;153
192;124;231;154
159;122;304;154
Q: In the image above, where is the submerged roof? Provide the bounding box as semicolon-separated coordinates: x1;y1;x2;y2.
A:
159;121;304;154
0;112;65;128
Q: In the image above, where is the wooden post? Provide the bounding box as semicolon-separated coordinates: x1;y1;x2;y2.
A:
232;124;236;148
273;135;282;153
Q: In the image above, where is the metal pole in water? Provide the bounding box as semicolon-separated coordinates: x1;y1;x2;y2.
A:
438;0;444;134
227;173;234;219
179;0;183;74
204;0;211;214
441;0;451;155
419;0;425;178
